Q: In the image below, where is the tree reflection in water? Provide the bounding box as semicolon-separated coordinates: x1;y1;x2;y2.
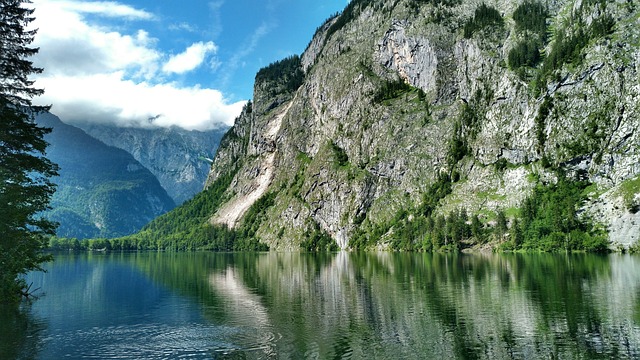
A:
197;252;639;359
0;304;46;360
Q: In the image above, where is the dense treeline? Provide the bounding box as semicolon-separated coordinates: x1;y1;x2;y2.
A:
351;175;608;252
255;55;305;95
463;4;504;38
408;0;461;7
508;40;543;70
513;1;548;36
501;178;608;252
508;2;548;72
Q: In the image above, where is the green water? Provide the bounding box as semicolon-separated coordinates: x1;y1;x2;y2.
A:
1;252;639;359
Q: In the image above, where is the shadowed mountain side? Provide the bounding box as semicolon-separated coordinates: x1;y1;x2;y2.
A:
38;113;175;239
77;123;227;205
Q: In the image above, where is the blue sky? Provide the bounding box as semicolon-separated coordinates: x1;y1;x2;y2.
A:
30;0;348;130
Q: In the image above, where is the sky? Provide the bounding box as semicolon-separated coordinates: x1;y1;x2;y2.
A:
29;0;349;131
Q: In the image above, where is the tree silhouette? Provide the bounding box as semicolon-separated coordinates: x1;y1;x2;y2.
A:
0;0;57;303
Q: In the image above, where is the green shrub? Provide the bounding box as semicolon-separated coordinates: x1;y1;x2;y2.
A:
301;223;338;251
330;141;349;167
373;79;415;103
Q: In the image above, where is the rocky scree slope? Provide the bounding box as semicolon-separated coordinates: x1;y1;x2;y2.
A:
205;0;639;250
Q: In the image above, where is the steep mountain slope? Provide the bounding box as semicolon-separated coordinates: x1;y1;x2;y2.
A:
38;113;175;238
128;0;640;251
77;123;226;204
204;0;639;250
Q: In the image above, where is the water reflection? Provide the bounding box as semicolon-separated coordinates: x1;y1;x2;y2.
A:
7;252;640;359
198;252;640;359
0;305;46;360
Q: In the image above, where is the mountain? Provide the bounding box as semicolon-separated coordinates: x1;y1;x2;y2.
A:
119;0;640;252
76;123;226;204
38;113;175;239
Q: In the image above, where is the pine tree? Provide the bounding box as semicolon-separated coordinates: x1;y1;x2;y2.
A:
0;0;57;303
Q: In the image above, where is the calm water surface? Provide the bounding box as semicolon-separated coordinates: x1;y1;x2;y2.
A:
1;252;639;359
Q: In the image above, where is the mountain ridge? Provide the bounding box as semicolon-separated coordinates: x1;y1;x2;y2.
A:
204;0;640;250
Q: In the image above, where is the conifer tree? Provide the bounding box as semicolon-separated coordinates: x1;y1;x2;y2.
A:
0;0;57;303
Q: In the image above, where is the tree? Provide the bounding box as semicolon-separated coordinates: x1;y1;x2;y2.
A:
0;0;57;303
495;210;508;240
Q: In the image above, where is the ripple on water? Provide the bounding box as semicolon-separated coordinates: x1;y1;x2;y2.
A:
43;323;243;359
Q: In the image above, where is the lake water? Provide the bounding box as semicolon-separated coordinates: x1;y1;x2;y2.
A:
1;252;639;359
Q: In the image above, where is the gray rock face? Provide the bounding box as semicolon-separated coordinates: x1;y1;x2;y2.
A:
302;17;338;72
205;0;640;249
376;20;439;95
78;124;226;204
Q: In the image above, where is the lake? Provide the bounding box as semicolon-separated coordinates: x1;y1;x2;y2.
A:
1;252;639;359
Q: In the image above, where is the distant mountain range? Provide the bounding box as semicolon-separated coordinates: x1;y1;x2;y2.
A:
38;113;176;238
75;123;226;205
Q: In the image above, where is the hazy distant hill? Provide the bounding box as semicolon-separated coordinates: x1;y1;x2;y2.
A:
37;113;175;239
76;123;227;204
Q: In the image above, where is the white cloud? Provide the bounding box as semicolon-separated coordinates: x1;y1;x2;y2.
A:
168;22;197;33
36;73;245;130
29;0;243;130
51;0;154;19
163;41;218;75
208;1;224;38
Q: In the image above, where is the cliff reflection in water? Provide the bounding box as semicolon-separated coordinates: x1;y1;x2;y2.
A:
52;253;640;359
195;252;639;359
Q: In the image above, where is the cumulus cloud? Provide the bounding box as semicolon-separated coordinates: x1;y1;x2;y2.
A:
36;73;245;130
163;41;218;75
30;0;243;130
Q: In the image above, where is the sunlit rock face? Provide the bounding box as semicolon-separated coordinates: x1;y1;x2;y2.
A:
205;0;640;249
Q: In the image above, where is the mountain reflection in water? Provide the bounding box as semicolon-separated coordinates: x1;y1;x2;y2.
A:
3;252;639;359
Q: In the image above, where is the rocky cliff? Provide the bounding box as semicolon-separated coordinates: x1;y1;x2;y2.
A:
204;0;639;250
